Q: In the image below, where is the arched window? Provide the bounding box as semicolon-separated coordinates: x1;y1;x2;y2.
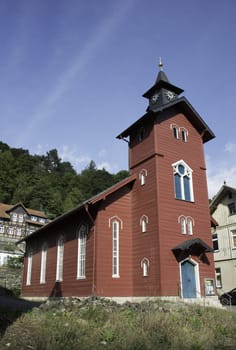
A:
173;161;194;201
180;128;188;142
141;258;150;277
77;224;87;279
178;215;194;235
140;215;148;233
179;216;187;234
171;124;179;139
186;217;193;235
56;236;64;282
139;169;147;186
112;221;119;278
40;243;47;284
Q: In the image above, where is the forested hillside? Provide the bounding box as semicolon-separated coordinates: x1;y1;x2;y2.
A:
0;141;129;219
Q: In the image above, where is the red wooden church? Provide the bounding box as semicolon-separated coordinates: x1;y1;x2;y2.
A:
19;61;216;301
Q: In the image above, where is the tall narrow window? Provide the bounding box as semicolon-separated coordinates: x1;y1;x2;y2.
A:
212;233;219;251
112;221;119;278
215;268;222;288
140;215;148;233
77;225;87;279
173;126;179;139
179;216;187;234
139;169;147;186
26;251;32;286
40;244;47;284
231;230;236;249
173;161;194;201
141;258;149;277
56;236;64;281
181;129;187;142
187;217;193;235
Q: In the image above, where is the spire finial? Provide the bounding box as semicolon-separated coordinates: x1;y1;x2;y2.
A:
158;57;163;71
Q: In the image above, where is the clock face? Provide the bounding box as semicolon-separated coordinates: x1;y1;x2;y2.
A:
150;93;159;104
165;90;175;101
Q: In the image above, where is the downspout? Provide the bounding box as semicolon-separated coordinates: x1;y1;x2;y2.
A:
85;204;96;295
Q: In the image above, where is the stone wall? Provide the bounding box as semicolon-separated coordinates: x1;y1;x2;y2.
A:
0;266;22;294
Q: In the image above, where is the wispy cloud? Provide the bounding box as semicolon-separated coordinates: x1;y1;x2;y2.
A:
17;0;135;145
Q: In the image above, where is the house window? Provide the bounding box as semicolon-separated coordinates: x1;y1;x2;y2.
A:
178;216;194;235
16;228;22;236
173;161;194;201
228;203;236;215
212;233;219;251
39;218;45;224
18;214;24;223
40;244;47;284
179;216;187;234
215;268;222;288
141;258;149;277
31;216;37;222
139;169;147;186
231;230;236;249
140;215;148;233
112;221;119;278
180;128;188;142
8;227;14;235
26;252;32;286
77;225;87;279
187;217;193;235
173;126;179;139
56;236;64;281
0;226;4;233
12;213;17;222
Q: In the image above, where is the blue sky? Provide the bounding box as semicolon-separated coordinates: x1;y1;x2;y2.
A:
1;0;236;198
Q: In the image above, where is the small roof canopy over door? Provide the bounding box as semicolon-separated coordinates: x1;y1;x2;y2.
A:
172;238;213;262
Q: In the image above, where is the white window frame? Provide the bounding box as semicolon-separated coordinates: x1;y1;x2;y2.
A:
26;251;33;286
140;215;148;233
8;227;14;235
141;258;150;277
12;213;17;222
16;227;22;236
186;217;193;235
212;232;219;251
215;267;222;288
139;169;147;186
40;244;47;284
179;216;187;234
171;124;179;139
56;236;64;281
112;220;120;278
172;160;194;202
180;128;188;142
231;230;236;249
0;226;4;233
18;214;24;223
77;224;87;279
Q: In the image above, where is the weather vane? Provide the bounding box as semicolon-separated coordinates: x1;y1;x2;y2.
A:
158;57;163;71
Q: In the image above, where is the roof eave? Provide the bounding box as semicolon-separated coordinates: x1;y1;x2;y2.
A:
17;174;136;244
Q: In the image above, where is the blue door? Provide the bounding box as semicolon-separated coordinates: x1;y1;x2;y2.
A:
181;260;197;298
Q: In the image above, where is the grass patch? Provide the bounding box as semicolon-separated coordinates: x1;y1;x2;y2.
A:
0;298;236;349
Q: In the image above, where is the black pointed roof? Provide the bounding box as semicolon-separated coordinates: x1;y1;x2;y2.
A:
117;63;215;143
143;67;183;99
